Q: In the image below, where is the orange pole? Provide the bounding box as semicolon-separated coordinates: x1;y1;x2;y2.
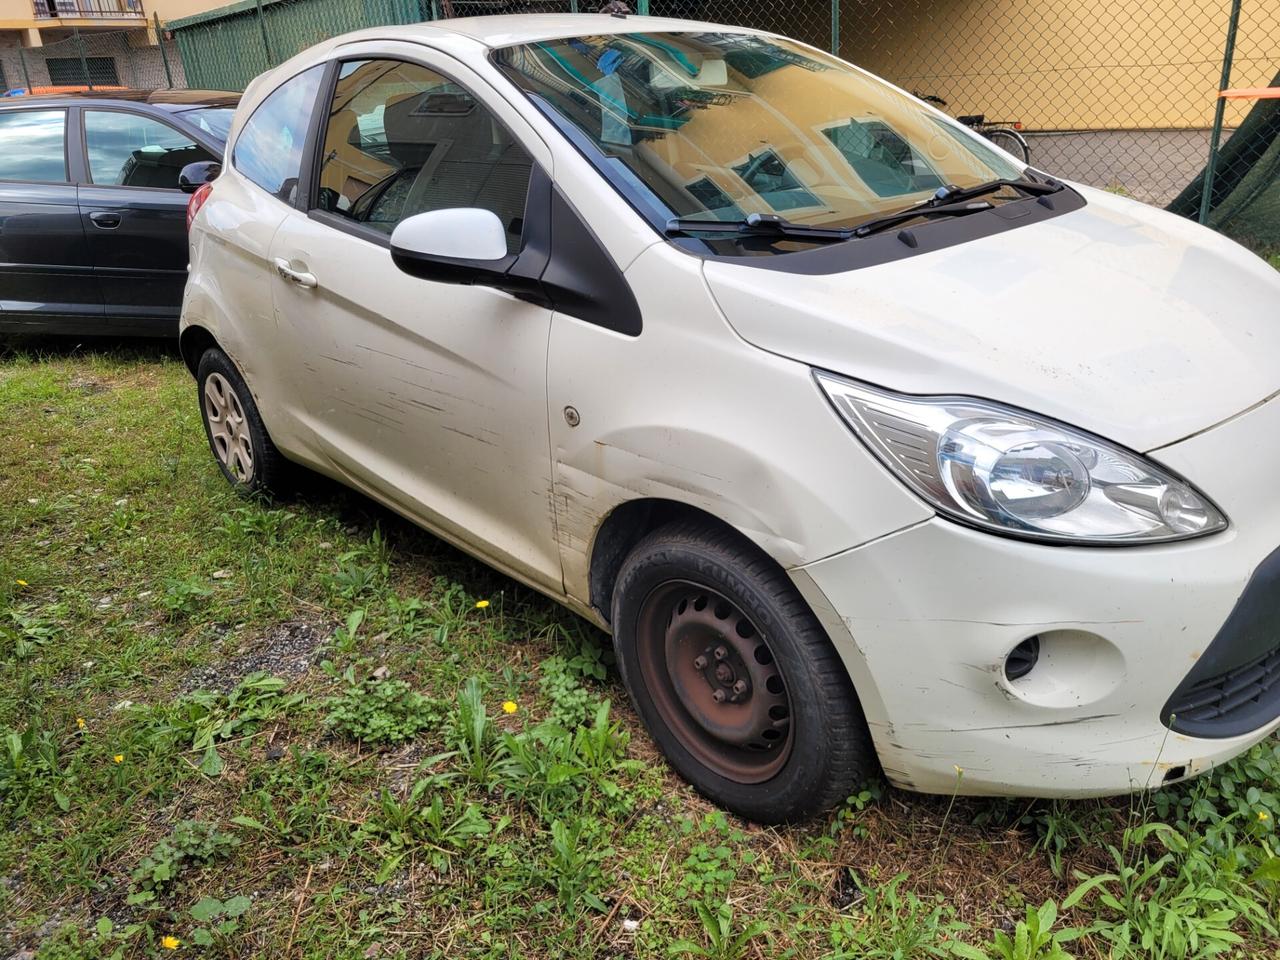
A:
1219;87;1280;99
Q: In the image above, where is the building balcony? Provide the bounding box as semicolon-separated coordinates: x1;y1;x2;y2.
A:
32;0;146;19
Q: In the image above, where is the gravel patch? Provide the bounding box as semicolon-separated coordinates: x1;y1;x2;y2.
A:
182;620;332;693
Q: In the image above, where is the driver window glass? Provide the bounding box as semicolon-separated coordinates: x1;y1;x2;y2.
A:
313;59;532;254
84;111;215;189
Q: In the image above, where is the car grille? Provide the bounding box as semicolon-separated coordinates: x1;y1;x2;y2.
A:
1166;644;1280;735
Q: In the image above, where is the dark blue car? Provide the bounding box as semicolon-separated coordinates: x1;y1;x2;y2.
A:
0;89;238;336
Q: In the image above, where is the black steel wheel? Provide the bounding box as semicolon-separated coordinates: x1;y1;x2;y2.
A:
635;581;794;783
612;520;877;823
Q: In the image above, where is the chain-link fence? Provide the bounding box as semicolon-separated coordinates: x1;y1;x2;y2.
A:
5;0;1275;251
3;21;183;94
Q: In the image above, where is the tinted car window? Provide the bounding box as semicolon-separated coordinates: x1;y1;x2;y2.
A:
0;110;67;182
312;59;532;254
233;64;324;202
85;110;216;189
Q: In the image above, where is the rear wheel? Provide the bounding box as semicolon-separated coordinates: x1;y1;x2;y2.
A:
985;128;1031;163
196;348;290;497
611;520;876;823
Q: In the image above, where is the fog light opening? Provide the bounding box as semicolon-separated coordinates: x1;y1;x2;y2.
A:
1162;764;1188;784
1004;635;1041;682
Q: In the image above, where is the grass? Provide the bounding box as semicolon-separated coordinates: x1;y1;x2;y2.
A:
1;340;1279;960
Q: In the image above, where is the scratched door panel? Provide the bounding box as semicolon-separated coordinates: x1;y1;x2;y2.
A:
269;207;561;591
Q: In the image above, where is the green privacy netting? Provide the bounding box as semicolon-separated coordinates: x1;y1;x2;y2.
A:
1168;69;1280;254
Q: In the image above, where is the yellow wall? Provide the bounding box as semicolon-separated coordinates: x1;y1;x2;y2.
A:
841;0;1280;130
0;0;228;33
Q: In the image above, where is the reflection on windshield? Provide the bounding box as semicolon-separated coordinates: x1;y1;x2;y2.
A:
494;32;1023;242
178;106;236;142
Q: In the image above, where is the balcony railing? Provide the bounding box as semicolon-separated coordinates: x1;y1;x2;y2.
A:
32;0;145;19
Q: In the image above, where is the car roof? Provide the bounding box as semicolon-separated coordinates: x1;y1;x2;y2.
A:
353;13;765;50
1;89;240;111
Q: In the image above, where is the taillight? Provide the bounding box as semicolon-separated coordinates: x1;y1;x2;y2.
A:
187;181;214;231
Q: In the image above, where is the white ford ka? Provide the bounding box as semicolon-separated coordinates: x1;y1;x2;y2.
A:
180;13;1280;823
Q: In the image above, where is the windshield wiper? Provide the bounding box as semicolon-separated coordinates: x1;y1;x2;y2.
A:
922;177;1063;208
850;199;998;238
665;212;855;244
852;177;1065;238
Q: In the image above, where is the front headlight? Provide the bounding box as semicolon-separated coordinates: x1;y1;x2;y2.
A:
815;371;1227;544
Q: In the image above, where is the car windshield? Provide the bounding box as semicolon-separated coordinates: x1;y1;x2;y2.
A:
177;106;236;142
493;32;1025;248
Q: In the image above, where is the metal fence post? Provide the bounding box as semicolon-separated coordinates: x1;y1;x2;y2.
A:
155;12;174;88
831;0;840;55
254;0;274;67
1198;0;1242;225
73;27;93;91
17;43;33;93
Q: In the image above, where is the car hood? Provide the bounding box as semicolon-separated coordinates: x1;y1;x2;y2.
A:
702;186;1280;452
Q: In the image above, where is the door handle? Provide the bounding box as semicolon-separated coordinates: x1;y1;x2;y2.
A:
273;257;318;289
89;211;121;229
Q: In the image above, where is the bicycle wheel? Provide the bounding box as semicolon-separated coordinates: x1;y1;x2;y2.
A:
984;128;1031;164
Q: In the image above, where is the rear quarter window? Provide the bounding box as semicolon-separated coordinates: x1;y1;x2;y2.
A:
0;109;67;183
232;65;324;202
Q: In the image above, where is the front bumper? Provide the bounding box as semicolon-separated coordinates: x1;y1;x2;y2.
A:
791;395;1280;797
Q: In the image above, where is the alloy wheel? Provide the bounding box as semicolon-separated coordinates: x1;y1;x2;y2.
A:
203;371;255;483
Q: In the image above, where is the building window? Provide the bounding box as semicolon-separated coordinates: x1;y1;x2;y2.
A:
823;118;945;198
46;56;120;87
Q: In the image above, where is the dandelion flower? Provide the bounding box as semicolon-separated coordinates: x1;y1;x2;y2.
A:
502;700;518;714
112;754;124;764
474;599;490;609
76;717;86;730
161;935;181;950
15;579;28;587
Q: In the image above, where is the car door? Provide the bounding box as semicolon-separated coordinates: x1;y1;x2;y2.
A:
0;106;101;330
77;106;220;327
267;46;562;592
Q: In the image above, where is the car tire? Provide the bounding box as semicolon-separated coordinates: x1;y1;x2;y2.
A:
611;519;877;824
196;347;290;497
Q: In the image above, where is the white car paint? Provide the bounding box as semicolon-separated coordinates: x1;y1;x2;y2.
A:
181;14;1280;799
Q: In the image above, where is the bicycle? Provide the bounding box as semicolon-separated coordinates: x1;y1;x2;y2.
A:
915;93;1032;163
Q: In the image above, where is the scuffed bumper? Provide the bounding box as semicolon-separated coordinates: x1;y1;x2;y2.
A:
791;395;1280;797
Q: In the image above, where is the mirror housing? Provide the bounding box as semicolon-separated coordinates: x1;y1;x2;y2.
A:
390;208;514;287
179;160;221;194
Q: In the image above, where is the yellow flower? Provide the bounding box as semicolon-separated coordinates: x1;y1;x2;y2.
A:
953;765;965;778
76;717;86;730
474;600;490;609
161;935;181;950
15;579;28;587
112;754;124;764
1260;810;1271;822
502;700;518;714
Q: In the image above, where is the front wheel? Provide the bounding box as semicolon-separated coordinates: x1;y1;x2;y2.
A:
984;128;1031;163
611;520;876;824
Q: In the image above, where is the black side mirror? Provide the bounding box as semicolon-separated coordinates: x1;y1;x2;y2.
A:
179;160;221;194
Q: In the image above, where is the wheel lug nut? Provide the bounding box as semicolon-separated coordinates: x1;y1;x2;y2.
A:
713;646;728;661
732;680;748;696
693;655;707;670
712;689;726;703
